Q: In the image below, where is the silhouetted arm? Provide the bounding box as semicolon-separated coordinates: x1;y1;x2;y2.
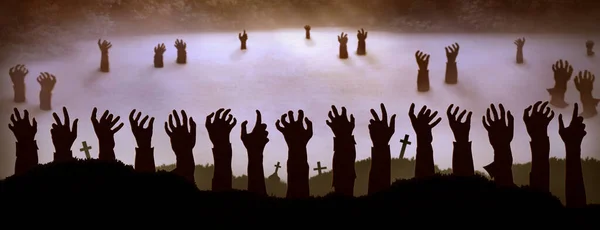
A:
332;135;356;195
368;144;391;194
452;141;474;176
247;149;266;195
135;147;155;173
484;144;514;186
173;148;195;183
529;136;550;192
287;145;310;197
565;144;586;208
212;143;233;191
15;140;39;175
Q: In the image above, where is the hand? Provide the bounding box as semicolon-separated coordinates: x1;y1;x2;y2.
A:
482;104;514;147
338;32;348;44
8;108;37;142
129;109;154;148
154;43;166;55
276;110;313;147
558;103;586;148
409;103;442;143
586;40;594;49
91;108;124;149
165;110;197;152
523;101;554;138
98;39;112;52
174;39;186;50
514;37;525;48
37;72;56;92
239;30;248;41
369;103;396;146
241;110;269;152
415;50;430;70
206;108;237;145
357;28;367;40
9;64;28;85
51;107;78;152
446;104;472;143
326;105;355;137
304;25;311;30
552;59;573;84
445;43;460;62
574;70;595;93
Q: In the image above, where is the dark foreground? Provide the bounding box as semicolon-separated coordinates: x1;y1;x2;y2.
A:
0;159;598;224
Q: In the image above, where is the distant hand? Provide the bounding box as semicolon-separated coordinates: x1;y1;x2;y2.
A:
415;51;430;70
174;39;186;50
326;105;355;137
357;28;367;40
98;39;112;52
51;107;78;154
9;64;28;85
91;108;124;150
37;72;56;92
154;43;166;55
239;30;248;41
304;25;311;30
445;43;460;62
523;101;554;138
446;104;472;143
558;103;587;148
409;103;442;143
574;70;595;93
165;110;197;153
206;108;237;145
276;110;313;147
129;109;154;148
338;32;348;44
369;103;396;146
482;104;514;147
552;59;573;84
514;37;525;48
241;110;269;153
8;108;37;142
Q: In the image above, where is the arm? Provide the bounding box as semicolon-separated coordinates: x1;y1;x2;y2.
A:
565;145;586;208
529;136;550;192
15;140;39;175
485;144;514;186
452;141;474;176
247;151;266;196
211;143;233;192
286;145;310;199
174;149;196;184
134;147;155;173
368;144;391;195
332;135;357;195
98;145;116;161
415;139;435;178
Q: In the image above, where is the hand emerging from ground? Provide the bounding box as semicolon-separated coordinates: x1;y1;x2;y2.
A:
241;110;269;153
409;103;442;143
482;104;514;147
446;104;472;143
369;103;396;147
206;108;237;145
91;108;124;160
129;109;154;149
276;110;313;148
9;108;37;143
51;107;78;161
327;105;355;138
559;103;587;148
523;101;554;138
165;110;197;152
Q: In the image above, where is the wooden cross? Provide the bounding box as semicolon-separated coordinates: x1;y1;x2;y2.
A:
274;162;281;174
313;161;327;175
399;134;411;159
79;141;92;159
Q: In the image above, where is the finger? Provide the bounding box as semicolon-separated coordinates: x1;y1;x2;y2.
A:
380;103;388;124
281;114;289;126
548;110;555;121
499;104;506;122
430;111;439;121
164;122;172;136
148;117;155;130
558;114;565;130
241;121;248;136
190;118;197;138
350;114;355;125
168;114;176;131
52;112;62;126
173;110;181;127
14;108;21;120
540;101;550;114
418;105;427;117
222;109;232;120
72;119;79;135
482;116;490;130
231;118;237;127
572;103;579;122
446;104;454;118
288;110;295;123
507;111;514;129
275;120;284;132
23;110;30;123
457;110;467;122
32;118;37;129
297;110;305;124
543;107;551;117
62;107;70;126
206;112;215;127
466;112;472;124
486;108;493;125
332;105;340;117
112;122;124;133
129;109;136;123
215;108;225;120
255;110;262;126
91;107;98;123
10;114;16;124
8;124;13;131
327;111;334;122
369;108;382;123
389;114;396;132
523;106;532;121
140;115;149;128
225;114;233;123
533;101;542;113
181;110;188;131
408;103;417;121
326;119;332;128
134;111;141;122
341;107;347;118
305;117;313;134
101;110;109;121
430;117;442;127
490;104;499;121
110;116;121;128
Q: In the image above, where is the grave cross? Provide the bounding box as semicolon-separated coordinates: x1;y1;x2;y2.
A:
274;162;281;174
80;141;92;159
313;161;327;175
399;134;411;159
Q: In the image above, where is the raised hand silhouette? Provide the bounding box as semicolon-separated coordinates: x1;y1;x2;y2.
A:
409;103;442;178
154;43;166;68
445;43;460;84
175;39;187;64
586;40;594;56
276;110;313;198
37;72;56;111
523;101;554;192
8;108;38;175
9;64;29;103
98;39;112;72
514;37;525;64
51;107;78;162
482;104;514;186
165;110;197;183
368;103;395;194
356;28;368;55
415;50;430;92
338;32;349;59
558;103;587;208
91;108;124;161
129;109;155;172
327;105;357;196
241;110;269;195
206;108;237;191
574;70;599;118
548;59;574;108
239;30;248;50
446;104;474;176
304;25;311;39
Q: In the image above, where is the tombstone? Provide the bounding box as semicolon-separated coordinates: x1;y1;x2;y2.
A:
338;32;349;59
98;39;112;72
268;162;282;182
444;43;460;84
37;72;56;111
175;39;187;64
313;161;327;175
415;50;431;92
9;64;29;103
80;141;92;159
514;37;525;64
547;59;573;108
356;28;368;55
574;70;599;118
399;134;411;159
153;43;166;68
239;30;248;50
304;25;311;39
587;40;595;56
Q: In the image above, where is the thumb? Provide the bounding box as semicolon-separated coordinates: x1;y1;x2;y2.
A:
241;121;248;136
558;114;565;130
